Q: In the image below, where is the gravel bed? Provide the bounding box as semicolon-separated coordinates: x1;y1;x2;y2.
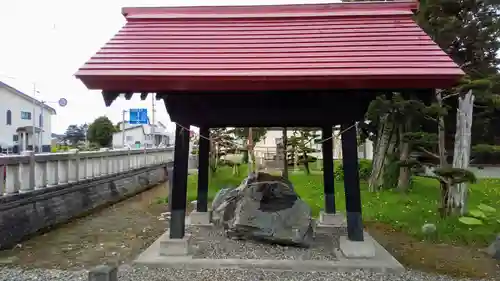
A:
0;265;495;281
188;226;338;260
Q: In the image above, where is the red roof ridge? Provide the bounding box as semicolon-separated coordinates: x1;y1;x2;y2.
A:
122;1;419;20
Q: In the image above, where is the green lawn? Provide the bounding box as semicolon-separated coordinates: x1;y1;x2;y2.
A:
184;165;500;247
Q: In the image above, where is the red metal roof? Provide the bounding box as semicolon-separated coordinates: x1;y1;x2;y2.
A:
76;1;464;92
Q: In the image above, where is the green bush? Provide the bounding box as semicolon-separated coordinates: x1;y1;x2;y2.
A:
359;159;373;180
471;144;500;164
334;159;372;181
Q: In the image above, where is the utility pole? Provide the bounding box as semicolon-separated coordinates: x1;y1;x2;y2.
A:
122;110;127;148
40;101;45;151
31;83;37;152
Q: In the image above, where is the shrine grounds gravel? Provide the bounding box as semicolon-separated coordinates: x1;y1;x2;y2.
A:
188;226;339;260
0;265;496;281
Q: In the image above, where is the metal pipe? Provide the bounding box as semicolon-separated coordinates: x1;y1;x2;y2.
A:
40;101;45;152
151;93;155;147
122;110;126;148
31;83;37;153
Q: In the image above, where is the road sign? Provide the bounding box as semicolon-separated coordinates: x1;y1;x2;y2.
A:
129;108;148;124
58;98;68;107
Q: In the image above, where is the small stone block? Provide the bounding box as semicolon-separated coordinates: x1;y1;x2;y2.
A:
339;236;376;259
159;234;191;256
319;211;346;225
88;265;118;281
188;211;211;225
315;223;348;235
485;234;500;260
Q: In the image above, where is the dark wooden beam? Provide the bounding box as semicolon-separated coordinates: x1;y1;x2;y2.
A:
341;122;364;242
321;126;335;214
124;92;133;100
101;91;120;107
196;126;210;213
169;122;190;239
140;93;148;100
163;91;374;127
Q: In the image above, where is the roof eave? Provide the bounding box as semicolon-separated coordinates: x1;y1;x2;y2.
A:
122;1;419;19
0;81;57;115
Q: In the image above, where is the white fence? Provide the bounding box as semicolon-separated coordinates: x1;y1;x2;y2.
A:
0;148;174;195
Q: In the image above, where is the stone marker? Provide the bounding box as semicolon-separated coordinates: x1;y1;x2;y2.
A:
212;172;314;247
486;234;500;260
88;265;118;281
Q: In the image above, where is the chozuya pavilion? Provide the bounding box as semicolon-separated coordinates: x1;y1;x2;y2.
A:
75;0;463;271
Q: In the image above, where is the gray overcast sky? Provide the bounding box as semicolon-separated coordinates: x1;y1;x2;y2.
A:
0;0;338;134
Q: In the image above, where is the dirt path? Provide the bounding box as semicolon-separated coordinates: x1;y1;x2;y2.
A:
367;222;499;280
0;183;170;270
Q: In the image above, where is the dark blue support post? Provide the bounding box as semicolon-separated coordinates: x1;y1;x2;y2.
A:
321;126;335;214
341;122;364;241
169;122;190;239
196;126;210;212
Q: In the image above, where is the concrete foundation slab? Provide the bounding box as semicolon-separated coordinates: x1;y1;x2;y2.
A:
158;233;192;256
188;211;212;226
339;235;376;258
135;228;404;273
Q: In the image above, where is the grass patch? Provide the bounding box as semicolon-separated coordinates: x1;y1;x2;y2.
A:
183;165;500;247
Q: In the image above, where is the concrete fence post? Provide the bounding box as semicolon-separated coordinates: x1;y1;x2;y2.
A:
88;265;118;281
69;149;79;183
20;151;35;193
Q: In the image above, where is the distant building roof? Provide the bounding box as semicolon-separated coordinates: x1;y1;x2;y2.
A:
0;80;57;114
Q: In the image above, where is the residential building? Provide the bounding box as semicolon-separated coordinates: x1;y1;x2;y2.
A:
254;127;373;160
112;121;174;148
0;81;56;154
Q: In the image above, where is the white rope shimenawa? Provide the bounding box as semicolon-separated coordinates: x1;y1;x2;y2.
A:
172;123;357;152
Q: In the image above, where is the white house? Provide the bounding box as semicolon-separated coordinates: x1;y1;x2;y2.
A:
112;121;174;149
254;127;374;161
0;81;56;154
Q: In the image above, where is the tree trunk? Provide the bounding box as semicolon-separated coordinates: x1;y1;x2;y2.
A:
209;140;218;174
368;113;395;191
300;132;310;175
436;91;447;166
303;151;310;175
449;91;475;215
248;128;255;174
282;127;288;179
436;90;452;217
384;126;399;189
397;119;411;192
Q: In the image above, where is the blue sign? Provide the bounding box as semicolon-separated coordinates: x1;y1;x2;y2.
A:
129;108;148;125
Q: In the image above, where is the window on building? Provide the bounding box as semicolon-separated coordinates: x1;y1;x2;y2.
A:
21;111;31;120
6;110;11;125
13;135;18;142
126;136;133;141
39;114;43;128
